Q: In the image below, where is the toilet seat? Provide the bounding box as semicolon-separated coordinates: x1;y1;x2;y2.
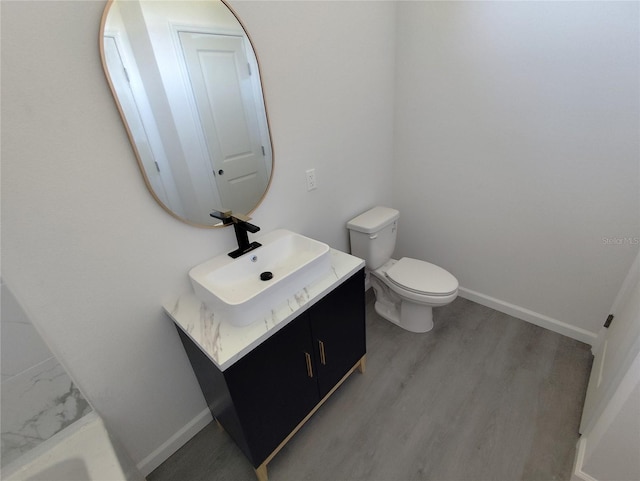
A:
385;257;458;297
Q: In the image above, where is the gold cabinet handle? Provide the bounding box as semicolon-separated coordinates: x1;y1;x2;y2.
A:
305;352;313;378
318;340;326;365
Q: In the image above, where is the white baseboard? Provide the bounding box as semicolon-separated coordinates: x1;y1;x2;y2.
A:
458;287;597;346
136;408;212;477
571;438;598;481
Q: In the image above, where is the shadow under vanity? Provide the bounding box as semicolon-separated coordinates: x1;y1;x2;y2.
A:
164;249;366;481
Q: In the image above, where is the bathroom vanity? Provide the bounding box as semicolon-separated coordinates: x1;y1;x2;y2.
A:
164;249;366;481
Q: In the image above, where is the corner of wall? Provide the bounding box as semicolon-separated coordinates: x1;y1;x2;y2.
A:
135;408;212;476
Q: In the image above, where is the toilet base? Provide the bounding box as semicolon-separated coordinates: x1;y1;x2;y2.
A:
401;302;434;333
371;274;436;333
374;298;434;333
373;299;400;326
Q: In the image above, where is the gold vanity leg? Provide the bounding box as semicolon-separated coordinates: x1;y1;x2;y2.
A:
255;463;268;481
215;418;224;431
358;354;367;374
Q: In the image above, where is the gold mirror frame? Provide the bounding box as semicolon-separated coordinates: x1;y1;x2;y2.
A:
99;0;274;228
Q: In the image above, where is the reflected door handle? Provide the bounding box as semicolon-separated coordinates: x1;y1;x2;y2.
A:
318;340;326;365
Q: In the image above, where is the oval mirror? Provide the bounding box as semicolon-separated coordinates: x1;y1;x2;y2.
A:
100;0;273;227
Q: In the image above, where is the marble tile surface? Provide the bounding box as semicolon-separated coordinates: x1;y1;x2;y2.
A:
1;280;93;468
1;358;92;468
164;248;364;371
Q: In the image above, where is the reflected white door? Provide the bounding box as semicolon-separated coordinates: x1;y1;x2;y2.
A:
179;32;269;214
103;35;183;215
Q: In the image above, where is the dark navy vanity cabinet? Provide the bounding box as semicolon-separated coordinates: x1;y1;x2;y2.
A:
176;269;366;481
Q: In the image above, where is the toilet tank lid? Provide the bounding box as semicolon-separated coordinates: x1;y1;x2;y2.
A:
347;206;400;234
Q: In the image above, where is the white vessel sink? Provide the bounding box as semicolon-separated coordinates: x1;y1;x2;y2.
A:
189;229;331;326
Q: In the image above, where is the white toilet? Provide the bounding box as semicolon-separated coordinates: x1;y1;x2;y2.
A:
347;206;458;333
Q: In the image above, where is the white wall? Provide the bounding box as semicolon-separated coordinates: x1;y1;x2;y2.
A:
393;1;639;340
1;281;54;385
232;0;397;244
1;0;395;474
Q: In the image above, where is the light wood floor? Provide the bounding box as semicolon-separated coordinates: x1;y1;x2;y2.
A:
149;294;593;481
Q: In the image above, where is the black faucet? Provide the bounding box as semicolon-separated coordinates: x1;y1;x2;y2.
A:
210;209;262;259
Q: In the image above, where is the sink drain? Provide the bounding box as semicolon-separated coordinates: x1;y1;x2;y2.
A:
260;271;274;281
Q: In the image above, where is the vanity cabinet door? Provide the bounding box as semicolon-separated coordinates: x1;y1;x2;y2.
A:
310;269;366;398
224;313;320;467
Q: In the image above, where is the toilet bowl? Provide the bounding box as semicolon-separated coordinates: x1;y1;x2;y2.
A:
347;207;458;333
370;258;458;332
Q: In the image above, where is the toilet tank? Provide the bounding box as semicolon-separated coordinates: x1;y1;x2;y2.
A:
347;207;399;269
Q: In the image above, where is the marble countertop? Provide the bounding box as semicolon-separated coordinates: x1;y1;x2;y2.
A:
163;249;365;371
